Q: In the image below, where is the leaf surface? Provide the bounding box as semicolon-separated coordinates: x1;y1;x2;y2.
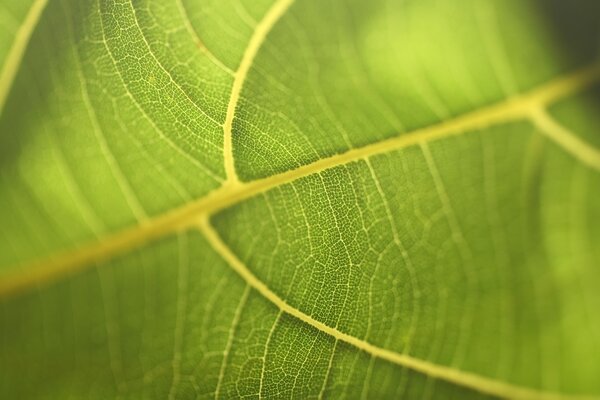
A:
1;0;600;398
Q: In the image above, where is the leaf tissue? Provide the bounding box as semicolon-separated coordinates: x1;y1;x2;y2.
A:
0;0;599;398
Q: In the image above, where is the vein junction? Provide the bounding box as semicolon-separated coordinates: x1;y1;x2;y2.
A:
2;1;600;396
1;63;599;299
531;107;600;171
222;0;295;185
1;63;599;399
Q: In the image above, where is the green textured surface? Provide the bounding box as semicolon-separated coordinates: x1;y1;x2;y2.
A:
0;0;600;399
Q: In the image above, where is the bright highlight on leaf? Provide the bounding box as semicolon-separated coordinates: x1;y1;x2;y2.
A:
0;0;599;399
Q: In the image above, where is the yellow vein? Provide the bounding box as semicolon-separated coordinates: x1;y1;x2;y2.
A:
198;218;597;400
0;0;48;116
214;284;250;400
531;107;600;172
0;63;598;300
223;0;295;185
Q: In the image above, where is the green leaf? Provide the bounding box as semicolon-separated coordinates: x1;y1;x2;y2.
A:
1;0;599;398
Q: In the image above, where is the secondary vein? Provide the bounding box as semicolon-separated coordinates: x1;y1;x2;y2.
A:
531;107;600;171
0;63;598;300
197;218;598;400
222;0;295;185
0;0;48;116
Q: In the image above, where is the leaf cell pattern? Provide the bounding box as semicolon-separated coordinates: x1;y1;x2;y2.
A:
1;0;600;399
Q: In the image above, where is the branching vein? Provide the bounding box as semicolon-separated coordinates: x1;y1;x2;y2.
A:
197;218;596;400
223;0;295;185
531;107;600;171
0;63;598;300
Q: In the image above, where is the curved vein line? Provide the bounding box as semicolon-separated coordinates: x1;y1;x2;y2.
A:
0;0;48;116
197;219;596;400
78;0;148;222
531;107;600;171
97;0;223;184
0;63;598;300
127;1;222;128
223;0;295;184
214;284;250;399
174;0;235;76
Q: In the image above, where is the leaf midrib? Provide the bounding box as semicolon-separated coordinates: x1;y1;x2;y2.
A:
0;62;598;300
3;2;599;397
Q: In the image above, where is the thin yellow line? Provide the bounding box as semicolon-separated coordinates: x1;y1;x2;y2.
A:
0;64;598;300
197;218;597;400
222;0;295;185
0;0;48;116
214;284;250;399
174;0;235;76
531;107;600;171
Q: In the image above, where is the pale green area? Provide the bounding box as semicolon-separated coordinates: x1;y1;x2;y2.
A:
0;0;600;399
